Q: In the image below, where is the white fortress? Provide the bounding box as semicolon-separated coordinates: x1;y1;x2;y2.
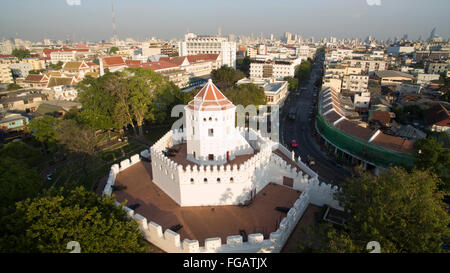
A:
103;80;343;253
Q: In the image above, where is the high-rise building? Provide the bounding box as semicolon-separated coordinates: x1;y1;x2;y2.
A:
179;33;236;68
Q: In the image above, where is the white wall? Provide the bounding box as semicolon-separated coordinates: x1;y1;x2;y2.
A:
103;132;343;252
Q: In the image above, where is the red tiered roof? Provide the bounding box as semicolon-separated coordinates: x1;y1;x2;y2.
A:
187;80;234;111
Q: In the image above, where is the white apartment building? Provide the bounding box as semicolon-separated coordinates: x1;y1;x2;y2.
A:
417;73;440;84
347;59;387;75
10;62;33;78
354;92;370;109
322;78;342;93
342;74;369;92
50;51;76;64
246;47;257;58
0;63;13;84
396;83;422;95
370;50;385;59
329;49;353;62
250;58;301;80
179;33;236;68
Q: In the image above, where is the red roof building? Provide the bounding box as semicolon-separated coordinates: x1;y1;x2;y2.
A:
187;80;234;111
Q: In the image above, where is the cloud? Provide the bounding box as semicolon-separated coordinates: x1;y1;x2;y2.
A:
366;0;382;6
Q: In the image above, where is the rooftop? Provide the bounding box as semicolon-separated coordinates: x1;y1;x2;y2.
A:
187;80;234;111
113;161;305;246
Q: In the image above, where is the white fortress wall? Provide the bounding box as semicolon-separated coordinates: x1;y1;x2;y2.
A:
105;166;312;253
104;132;344;252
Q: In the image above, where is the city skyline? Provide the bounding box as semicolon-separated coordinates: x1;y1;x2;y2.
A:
0;0;449;42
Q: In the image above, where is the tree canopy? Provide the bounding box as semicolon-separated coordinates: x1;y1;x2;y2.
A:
109;46;119;54
211;65;245;90
11;49;32;60
415;136;450;192
222;83;267;107
48;61;63;70
284;77;298;91
0;157;43;209
7;83;22;90
295;61;312;83
236;56;251;77
77;68;187;135
0;186;146;253
298;167;450;253
29;115;59;145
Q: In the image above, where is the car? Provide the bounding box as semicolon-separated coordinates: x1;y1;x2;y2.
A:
290;140;298;148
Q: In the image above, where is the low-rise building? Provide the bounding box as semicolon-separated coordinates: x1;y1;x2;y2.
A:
45;76;78;101
424;103;450;135
0;63;13;84
417;73;441;84
396;83;422;95
426;62;448;74
10;62;33;78
250;58;301;80
342;74;368;92
237;78;288;106
23;74;49;88
50;51;76;64
374;70;414;86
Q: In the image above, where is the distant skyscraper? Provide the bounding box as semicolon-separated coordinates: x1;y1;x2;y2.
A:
429;27;437;41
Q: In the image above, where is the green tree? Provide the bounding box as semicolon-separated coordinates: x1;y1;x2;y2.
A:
109;46;119;54
0;141;43;167
0;157;43;209
284;77;298;91
28;115;59;152
6;83;22;90
0;186;146;253
295;61;312;84
415;137;450;192
77;74;123;130
211;65;245;90
48;61;63;70
11;49;31;60
236;56;251;76
298;168;450;253
28;69;46;75
222;83;267;107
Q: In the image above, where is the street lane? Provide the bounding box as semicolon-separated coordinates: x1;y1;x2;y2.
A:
279;52;351;185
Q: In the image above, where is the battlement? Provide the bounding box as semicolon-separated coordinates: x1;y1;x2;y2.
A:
104;150;343;253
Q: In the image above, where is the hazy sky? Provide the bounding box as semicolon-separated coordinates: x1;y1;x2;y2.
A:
0;0;449;42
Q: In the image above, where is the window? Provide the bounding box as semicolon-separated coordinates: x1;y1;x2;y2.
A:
204;178;208;183
190;178;194;184
208;128;214;136
217;178;221;183
192;126;195;135
230;177;234;183
208;154;214;161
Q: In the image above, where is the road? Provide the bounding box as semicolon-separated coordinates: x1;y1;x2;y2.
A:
279;53;351;185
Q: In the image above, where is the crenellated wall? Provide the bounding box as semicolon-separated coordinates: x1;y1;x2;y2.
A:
104;132;344;252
